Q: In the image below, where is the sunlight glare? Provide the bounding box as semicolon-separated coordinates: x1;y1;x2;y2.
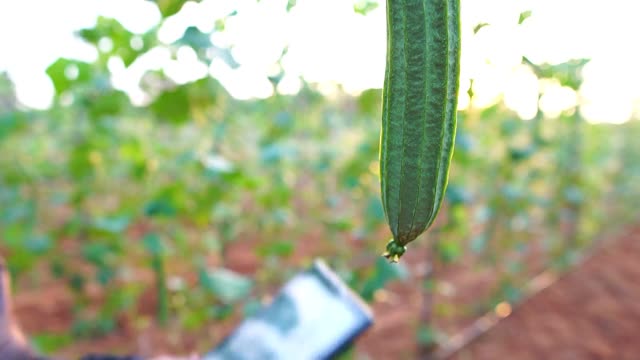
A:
504;66;539;120
209;59;273;100
539;81;578;119
0;0;639;123
277;74;303;96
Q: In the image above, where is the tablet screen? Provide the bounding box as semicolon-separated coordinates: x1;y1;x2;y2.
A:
204;260;373;360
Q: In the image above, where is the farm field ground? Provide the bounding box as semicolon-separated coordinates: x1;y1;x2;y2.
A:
450;225;640;360
12;223;639;359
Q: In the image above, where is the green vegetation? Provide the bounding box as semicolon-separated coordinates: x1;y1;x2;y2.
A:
0;0;639;357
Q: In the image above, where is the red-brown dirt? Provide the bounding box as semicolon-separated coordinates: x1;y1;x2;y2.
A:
9;224;638;359
450;226;640;360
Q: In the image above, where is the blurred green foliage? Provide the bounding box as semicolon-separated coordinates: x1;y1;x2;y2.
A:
1;1;640;357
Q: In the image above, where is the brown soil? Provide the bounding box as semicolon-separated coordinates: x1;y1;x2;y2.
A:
450;226;640;360
10;224;638;359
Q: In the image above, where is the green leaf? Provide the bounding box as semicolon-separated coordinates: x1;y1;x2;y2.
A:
173;26;234;65
473;22;490;34
149;77;224;124
357;89;381;116
470;234;488;253
365;196;385;223
436;239;461;263
445;185;472;206
0;72;16;107
150;0;201;18
286;0;297;11
25;235;52;254
498;280;522;304
353;0;378;15
359;257;408;301
199;267;253;304
210;304;234;320
0;112;26;140
78;17;156;67
30;333;74;353
149;185;188;215
68;141;95;178
143;233;165;256
325;218;353;232
454;131;475;154
260;143;296;164
86;88;130;119
174;26;211;50
417;326;438;347
96;265;116;285
518;10;532;24
81;243;112;266
69;273;86;292
564;186;584;205
187;77;225;109
500;118;522;136
45;58;93;95
182;308;209;330
93;215;131;234
256;240;295;258
263;111;294;142
522;57;590;90
1;199;35;224
149;86;190;123
144;199;177;217
50;260;66;278
509;146;536;162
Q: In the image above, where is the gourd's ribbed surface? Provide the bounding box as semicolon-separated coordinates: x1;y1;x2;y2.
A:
380;0;461;257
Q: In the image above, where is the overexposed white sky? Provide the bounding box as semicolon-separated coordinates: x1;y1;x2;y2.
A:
1;0;639;123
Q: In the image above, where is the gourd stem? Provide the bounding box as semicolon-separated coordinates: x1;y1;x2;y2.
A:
382;239;407;263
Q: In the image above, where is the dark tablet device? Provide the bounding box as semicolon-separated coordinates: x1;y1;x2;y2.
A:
203;259;374;360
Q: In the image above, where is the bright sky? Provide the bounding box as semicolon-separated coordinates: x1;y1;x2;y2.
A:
1;0;639;123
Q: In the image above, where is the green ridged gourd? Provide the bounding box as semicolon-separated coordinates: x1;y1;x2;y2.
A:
380;0;461;262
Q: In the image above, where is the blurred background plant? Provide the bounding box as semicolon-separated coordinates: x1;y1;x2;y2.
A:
1;0;640;358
